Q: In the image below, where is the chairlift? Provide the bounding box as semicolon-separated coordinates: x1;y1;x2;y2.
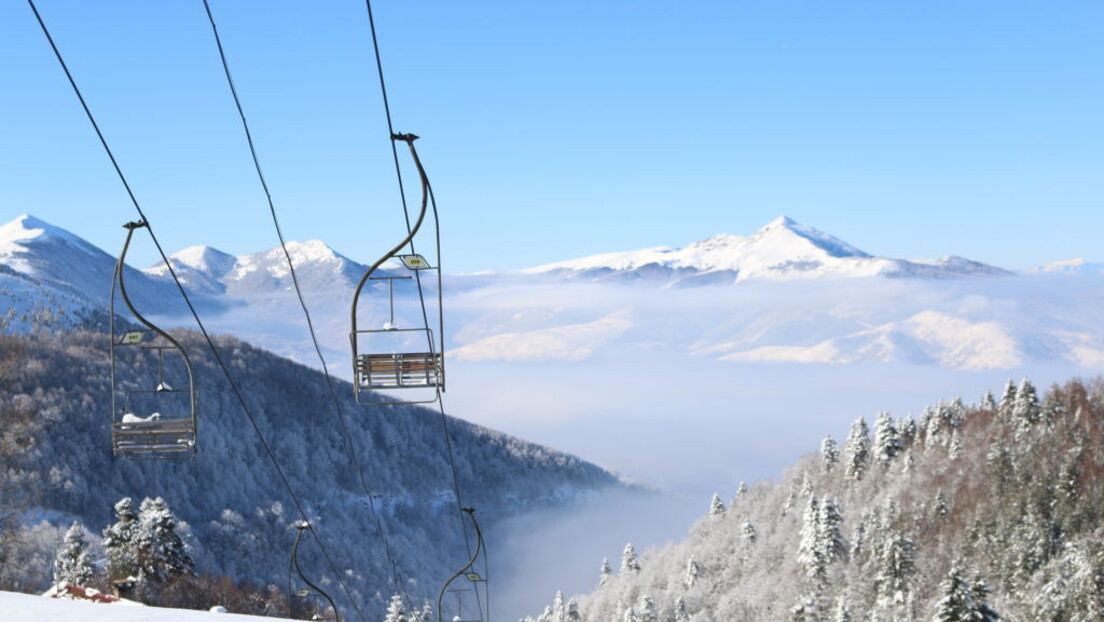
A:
437;508;490;622
109;220;197;459
351;134;445;406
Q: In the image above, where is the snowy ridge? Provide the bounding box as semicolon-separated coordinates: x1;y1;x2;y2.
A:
525;216;1010;284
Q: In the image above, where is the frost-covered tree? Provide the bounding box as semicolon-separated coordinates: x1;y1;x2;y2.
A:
876;529;917;604
932;568;999;621
1013;378;1040;440
684;556;701;588
599;557;612;587
743;521;758;546
934;491;949;518
819;498;846;564
833;598;853;622
638;595;657;622
383;593;408;622
135;496;194;584
948;430;963;460
980;390;997;412
709;493;726;517
874;412;902;465
566;597;581;622
797;497;826;581
997;380;1017;420
732;481;748;505
551;591;565;622
53;521;93;586
844;418;870;481
673;596;689;622
621;543;640;574
103;497;140;581
821;435;840;473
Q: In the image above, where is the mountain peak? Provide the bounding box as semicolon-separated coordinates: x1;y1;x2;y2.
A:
1;214;78;248
748;216;871;260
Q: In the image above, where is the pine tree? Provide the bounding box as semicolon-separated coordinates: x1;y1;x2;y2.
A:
566;597;581;622
709;493;726;517
819;498;846;564
934;491;950;518
638;595;657;622
599;557;612;587
621;543;640;574
833;598;852;622
997;380;1017;420
743;521;758;546
821;435;840;473
948;430;963;460
932;568;1000;621
874;412;902;466
877;530;917;603
673;596;689;622
135;496;194;584
383;593;408;622
1013;378;1040;440
844;417;870;481
980;389;997;412
54;521;93;586
552;590;565;622
732;481;749;505
797;497;826;581
684;556;701;588
103;497;140;581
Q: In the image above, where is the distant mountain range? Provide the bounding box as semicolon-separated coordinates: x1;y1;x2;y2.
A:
525;216;1011;285
3;213;1103;372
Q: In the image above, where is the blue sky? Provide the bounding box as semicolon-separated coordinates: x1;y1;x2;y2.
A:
2;1;1101;273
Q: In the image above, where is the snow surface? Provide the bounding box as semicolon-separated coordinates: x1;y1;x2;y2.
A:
0;590;287;621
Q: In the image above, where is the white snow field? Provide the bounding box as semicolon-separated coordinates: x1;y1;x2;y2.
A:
0;590;288;622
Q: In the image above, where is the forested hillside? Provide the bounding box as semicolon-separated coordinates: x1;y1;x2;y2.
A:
527;378;1104;621
0;329;623;617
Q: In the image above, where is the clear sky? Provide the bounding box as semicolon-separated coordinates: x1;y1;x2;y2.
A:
2;1;1101;273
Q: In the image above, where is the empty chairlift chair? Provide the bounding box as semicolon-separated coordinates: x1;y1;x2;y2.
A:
109;220;197;459
351;133;445;406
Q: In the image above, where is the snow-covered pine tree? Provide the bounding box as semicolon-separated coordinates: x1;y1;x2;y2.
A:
1013;378;1040;440
552;590;565;622
135;496;194;584
932;568;1000;621
732;481;748;505
103;497;140;581
934;491;949;518
833;598;853;622
980;389;997;412
684;556;701;588
673;596;689;622
53;521;93;586
948;430;963;460
874;412;902;466
383;593;407;622
819;498;846;565
821;435;840;473
844;418;870;481
709;493;726;517
638;595;657;622
599;557;612;587
566;597;581;622
997;379;1017;420
797;497;826;581
621;543;640;574
743;521;757;546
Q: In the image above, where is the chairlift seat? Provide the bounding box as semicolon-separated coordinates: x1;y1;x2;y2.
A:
112;418;196;457
356;352;441;388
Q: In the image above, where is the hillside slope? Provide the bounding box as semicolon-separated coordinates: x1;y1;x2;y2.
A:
0;330;623;618
527;378;1104;621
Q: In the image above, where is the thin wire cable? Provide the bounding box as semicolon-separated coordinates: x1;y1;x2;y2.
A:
360;3;485;618
361;0;435;355
198;0;412;607
25;3;364;619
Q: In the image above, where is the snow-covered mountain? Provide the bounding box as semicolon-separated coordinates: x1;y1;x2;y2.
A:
525;216;1010;285
146;240;369;295
0;214;217;319
1030;257;1104;276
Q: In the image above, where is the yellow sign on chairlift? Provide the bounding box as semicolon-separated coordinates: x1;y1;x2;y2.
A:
465;572;483;582
119;330;145;345
399;254;432;270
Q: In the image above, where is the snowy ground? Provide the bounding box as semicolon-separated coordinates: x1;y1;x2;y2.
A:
0;590;288;622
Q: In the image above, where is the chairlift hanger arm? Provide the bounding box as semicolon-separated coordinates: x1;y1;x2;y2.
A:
351;134;431;315
437;508;487;622
113;220;195;382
